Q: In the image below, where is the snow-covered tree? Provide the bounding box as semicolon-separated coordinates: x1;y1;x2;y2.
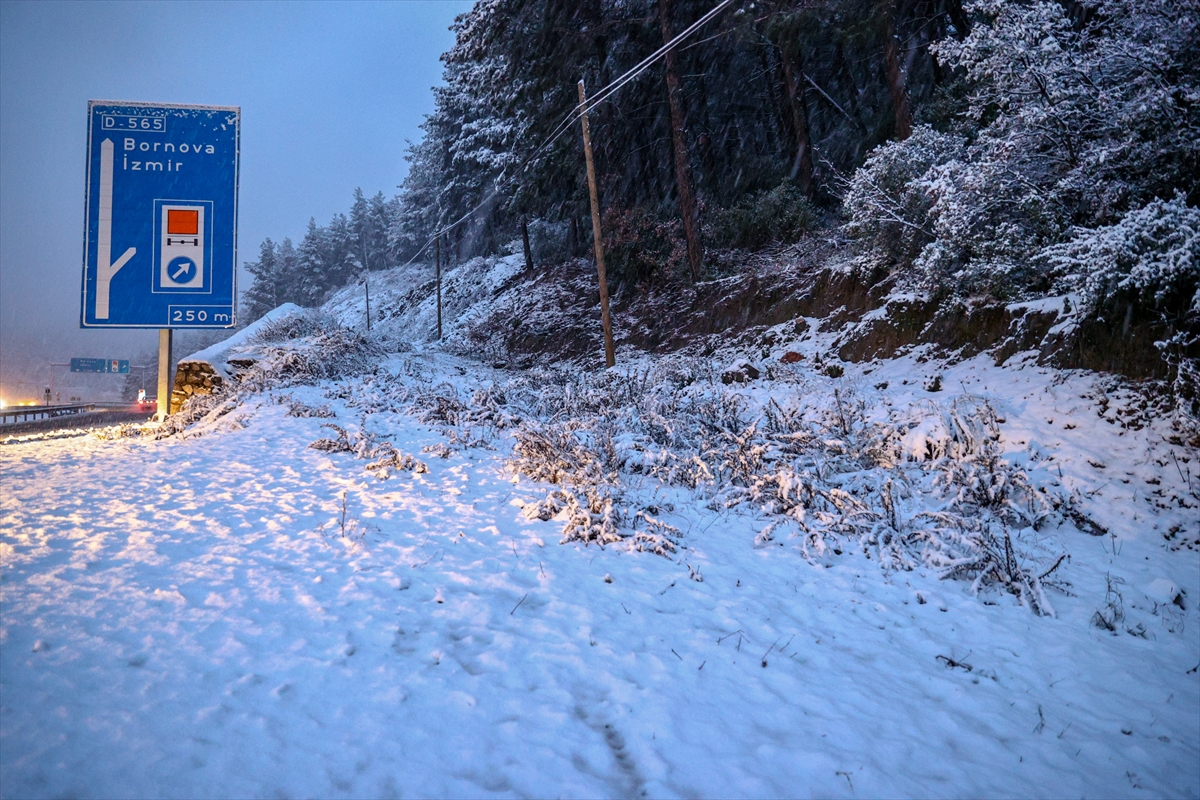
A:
846;0;1200;299
349;188;396;273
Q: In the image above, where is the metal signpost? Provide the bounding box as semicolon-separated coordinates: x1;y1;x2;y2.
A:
81;101;240;420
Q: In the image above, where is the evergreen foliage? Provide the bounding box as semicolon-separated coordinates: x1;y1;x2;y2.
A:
243;0;1197;363
845;0;1200;302
242;195;401;323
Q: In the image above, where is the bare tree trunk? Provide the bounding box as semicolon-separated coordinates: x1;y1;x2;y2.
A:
884;1;913;141
759;49;786;163
521;218;534;272
946;0;970;39
660;0;703;281
779;43;814;198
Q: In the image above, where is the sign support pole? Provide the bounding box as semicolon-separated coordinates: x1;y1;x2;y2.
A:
156;328;173;422
578;79;616;368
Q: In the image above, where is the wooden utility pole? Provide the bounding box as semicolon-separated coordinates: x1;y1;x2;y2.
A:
364;275;371;331
577;79;616;368
435;235;443;340
660;0;703;281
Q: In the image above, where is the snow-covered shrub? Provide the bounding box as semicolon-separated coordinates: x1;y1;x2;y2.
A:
1042;195;1200;314
519;487;680;555
931;0;1199;224
90;421;150;441
510;421;615;487
308;423;427;476
283;398;335;418
332;357;1072;609
902;395;1000;463
242;328;384;390
920;518;1063;617
154;390;242;439
557;488;624;549
842;126;965;275
1043;196;1200;427
846;0;1199;301
249;309;334;344
935;438;1051;528
411;384;468;425
1160;330;1200;443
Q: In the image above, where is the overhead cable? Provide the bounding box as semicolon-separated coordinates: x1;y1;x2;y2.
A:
400;0;738;268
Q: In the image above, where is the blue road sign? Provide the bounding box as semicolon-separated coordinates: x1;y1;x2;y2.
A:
81;101;239;329
71;358;130;374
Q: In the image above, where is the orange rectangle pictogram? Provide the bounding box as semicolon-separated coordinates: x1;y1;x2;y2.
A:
167;209;199;235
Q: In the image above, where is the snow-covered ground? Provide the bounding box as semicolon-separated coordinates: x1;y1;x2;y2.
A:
2;333;1197;798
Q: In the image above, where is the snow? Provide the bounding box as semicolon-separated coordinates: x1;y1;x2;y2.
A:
179;302;305;379
2;338;1197;797
1005;295;1073;315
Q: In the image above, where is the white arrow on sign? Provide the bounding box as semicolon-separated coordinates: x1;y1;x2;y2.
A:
95;138;136;319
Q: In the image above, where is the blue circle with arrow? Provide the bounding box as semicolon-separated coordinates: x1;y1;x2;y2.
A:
168;256;197;284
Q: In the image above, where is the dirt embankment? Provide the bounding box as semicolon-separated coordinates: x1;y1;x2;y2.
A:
468;245;1190;381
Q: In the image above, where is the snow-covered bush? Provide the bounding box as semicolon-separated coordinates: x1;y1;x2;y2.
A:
932;0;1199;224
510;418;681;554
1043;196;1200;430
472;361;1069;609
241;328;384;390
308;423;428;476
921;519;1063;617
1042;195;1200;314
283;398;335;418
842;126;964;276
249;308;335;344
510;421;615;487
845;0;1200;301
155;390;242;439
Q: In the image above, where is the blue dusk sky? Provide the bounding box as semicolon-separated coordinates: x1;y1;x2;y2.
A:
0;0;472;402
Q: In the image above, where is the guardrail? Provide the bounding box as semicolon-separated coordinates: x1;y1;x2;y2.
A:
0;403;97;426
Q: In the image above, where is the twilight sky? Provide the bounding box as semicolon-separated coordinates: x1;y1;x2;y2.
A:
0;0;472;402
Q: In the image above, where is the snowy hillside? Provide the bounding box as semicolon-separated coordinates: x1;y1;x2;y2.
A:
2;254;1198;799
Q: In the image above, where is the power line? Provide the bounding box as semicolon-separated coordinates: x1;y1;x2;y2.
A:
400;0;738;269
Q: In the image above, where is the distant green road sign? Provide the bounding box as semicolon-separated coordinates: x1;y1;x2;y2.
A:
71;358;129;374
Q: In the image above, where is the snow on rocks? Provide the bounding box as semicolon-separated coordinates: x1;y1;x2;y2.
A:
178;301;307;381
170;302;308;413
